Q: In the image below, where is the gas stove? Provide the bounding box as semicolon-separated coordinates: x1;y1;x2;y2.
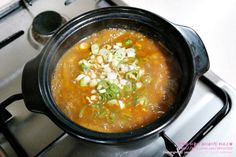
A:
0;0;235;157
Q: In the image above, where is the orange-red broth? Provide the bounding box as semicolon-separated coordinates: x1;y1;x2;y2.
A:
51;28;182;133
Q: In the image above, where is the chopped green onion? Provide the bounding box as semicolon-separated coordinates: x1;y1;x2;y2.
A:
125;39;133;46
98;89;106;94
125;70;139;80
98;108;109;118
131;81;137;91
135;96;148;106
97;80;110;90
122;57;137;64
76;37;150;117
80;63;89;72
126;48;136;57
89;79;98;87
123;82;133;96
91;103;100;109
80;76;90;86
109;83;120;93
99;48;109;56
79;106;87;118
91;44;99;55
96;80;120;101
108;112;116;123
101;90;118;100
113;48;125;61
80;79;87;86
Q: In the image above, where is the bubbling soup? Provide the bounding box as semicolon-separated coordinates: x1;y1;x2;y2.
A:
51;28;182;133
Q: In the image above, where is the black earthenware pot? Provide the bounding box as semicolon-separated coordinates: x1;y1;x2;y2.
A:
22;7;209;150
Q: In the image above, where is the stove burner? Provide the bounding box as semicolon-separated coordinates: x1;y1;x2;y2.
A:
29;11;67;47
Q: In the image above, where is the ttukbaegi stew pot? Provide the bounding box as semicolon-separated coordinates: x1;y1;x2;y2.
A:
22;7;209;149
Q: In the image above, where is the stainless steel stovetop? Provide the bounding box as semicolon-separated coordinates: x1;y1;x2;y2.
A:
0;0;235;157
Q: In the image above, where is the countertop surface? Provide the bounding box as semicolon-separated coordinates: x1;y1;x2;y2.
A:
122;0;236;88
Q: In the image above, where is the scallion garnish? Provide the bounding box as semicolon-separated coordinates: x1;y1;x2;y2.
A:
125;39;133;46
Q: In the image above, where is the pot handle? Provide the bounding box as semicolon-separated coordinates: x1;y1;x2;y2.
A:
175;25;210;76
22;55;48;114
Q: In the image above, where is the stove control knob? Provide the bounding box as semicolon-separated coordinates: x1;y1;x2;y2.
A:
30;11;66;46
32;11;63;36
